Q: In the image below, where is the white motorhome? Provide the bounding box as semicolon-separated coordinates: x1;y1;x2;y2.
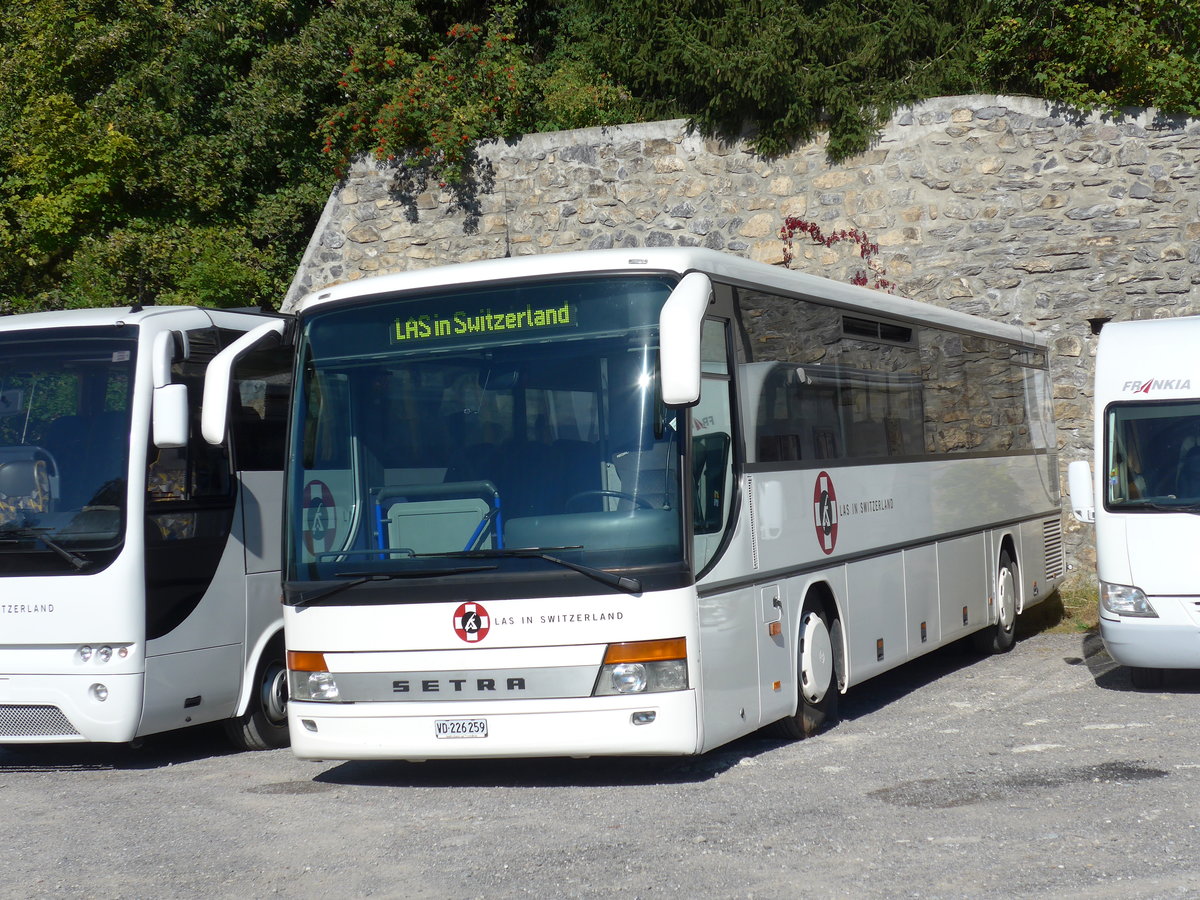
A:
1069;316;1200;687
0;306;291;748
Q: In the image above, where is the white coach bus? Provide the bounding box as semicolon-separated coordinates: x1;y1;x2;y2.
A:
0;305;291;749
1068;316;1200;688
206;248;1065;760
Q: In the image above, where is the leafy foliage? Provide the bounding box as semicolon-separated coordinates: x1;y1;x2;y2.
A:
2;0;1200;312
563;0;988;160
320;1;639;187
977;0;1200;115
0;0;429;311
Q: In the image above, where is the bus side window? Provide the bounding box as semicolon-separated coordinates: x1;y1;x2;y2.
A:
231;344;291;472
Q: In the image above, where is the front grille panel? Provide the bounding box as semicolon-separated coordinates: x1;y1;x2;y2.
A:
0;704;80;738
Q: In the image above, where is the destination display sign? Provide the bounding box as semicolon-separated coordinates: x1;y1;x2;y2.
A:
391;302;577;344
305;275;677;362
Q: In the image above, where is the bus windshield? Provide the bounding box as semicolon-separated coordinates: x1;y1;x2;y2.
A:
0;327;136;574
1105;399;1200;510
288;274;689;600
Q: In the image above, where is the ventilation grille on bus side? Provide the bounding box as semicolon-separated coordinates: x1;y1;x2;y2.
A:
0;705;80;738
1043;517;1065;580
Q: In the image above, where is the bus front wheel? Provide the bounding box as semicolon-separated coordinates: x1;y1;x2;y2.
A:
973;549;1018;654
771;597;841;739
224;637;290;751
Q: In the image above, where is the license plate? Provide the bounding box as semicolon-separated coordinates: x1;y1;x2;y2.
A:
434;718;488;739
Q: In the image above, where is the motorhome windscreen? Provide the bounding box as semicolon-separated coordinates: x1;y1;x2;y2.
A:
0;327;136;574
287;275;690;600
1105;400;1200;509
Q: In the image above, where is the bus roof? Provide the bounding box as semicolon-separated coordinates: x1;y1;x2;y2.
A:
294;248;1044;349
0;306;282;334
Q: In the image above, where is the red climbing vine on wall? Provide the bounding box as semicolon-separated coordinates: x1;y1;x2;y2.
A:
779;217;894;293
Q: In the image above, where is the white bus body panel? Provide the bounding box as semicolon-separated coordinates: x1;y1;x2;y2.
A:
287;586;703;760
0;554;148;742
703;456;1059;696
1088;317;1200;670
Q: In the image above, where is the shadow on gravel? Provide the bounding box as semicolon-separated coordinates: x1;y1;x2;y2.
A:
1072;630;1200;694
314;732;788;789
838;637;1002;726
836;590;1078;726
0;722;240;771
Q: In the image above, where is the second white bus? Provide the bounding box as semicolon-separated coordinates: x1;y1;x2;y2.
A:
208;248;1066;759
0;305;292;749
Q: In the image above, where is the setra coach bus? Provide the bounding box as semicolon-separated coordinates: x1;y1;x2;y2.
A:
0;305;291;749
204;248;1066;759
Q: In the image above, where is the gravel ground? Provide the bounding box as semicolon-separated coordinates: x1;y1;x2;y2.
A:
3;626;1199;900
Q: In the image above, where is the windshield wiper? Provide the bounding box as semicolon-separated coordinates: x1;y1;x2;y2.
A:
0;526;91;570
420;547;643;594
290;565;499;607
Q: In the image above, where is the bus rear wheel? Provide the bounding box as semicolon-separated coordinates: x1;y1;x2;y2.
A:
973;549;1018;654
224;637;290;751
771;598;841;739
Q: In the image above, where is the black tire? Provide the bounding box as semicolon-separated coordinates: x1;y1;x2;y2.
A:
224;638;290;751
770;596;841;739
973;549;1018;654
1130;666;1165;690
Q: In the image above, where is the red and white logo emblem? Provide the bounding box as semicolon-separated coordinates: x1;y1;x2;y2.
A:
453;602;491;643
813;471;838;555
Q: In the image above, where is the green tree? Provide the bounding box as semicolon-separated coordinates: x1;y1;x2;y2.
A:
976;0;1200;115
561;0;987;160
320;1;639;189
0;0;430;311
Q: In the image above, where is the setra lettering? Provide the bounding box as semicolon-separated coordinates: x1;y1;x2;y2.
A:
391;677;527;694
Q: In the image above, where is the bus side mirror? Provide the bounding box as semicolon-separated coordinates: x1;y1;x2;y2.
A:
1068;460;1095;523
659;272;712;406
152;331;188;449
202;320;287;445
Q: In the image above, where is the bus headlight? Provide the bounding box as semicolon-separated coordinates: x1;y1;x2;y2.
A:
593;638;688;696
290;671;341;702
287;651;343;702
1100;582;1157;618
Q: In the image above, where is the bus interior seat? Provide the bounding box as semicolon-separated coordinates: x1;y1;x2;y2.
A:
552;439;604;510
848;420;888;459
611;430;678;510
1175;447;1200;499
758;432;802;462
0;456;49;515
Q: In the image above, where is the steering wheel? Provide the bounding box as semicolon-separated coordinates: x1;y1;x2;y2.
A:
565;489;655;512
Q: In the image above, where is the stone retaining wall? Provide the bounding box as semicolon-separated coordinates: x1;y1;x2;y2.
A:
288;95;1200;575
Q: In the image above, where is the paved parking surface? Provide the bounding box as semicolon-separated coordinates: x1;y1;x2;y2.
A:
3;623;1199;899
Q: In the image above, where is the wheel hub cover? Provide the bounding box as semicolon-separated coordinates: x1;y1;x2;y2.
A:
800;612;833;703
998;567;1016;630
